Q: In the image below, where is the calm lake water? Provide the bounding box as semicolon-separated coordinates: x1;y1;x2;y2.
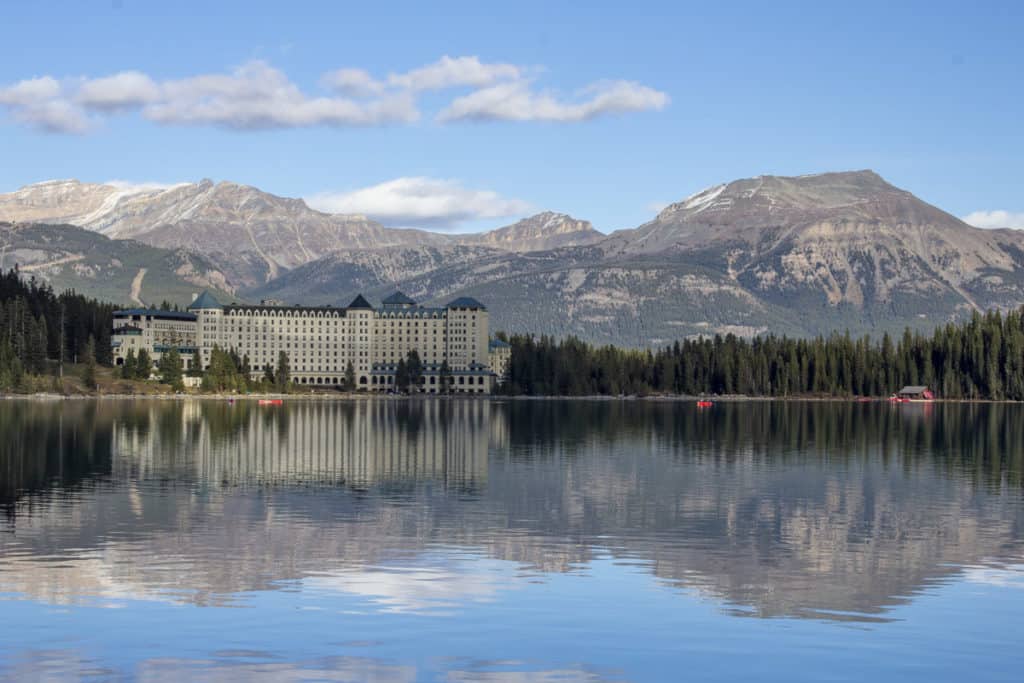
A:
1;399;1023;682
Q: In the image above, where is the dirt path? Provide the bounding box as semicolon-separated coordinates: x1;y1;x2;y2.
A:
244;221;280;280
130;267;147;306
19;254;86;271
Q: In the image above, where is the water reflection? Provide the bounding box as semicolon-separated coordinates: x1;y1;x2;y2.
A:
1;399;1023;624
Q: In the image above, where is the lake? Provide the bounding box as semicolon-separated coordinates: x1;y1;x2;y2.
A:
1;398;1023;681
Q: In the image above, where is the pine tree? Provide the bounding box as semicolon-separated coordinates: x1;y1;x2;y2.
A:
275;351;291;392
344;361;356;392
136;349;152;380
406;350;423;392
439;359;452;394
395;359;409;393
122;348;137;379
82;335;97;390
158;348;184;391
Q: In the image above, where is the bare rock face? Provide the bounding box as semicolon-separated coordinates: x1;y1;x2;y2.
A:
603;170;1024;315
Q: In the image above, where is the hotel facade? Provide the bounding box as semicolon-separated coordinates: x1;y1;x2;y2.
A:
112;291;510;393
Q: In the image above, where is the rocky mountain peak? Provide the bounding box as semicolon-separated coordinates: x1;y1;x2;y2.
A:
656;170;902;222
457;211;604;252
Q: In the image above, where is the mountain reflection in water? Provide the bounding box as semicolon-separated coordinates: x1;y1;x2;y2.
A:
2;398;1022;625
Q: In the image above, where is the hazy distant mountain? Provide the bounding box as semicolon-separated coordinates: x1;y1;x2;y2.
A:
0;222;234;306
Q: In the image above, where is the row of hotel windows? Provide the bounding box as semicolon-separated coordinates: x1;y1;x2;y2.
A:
211;311;477;320
203;316;475;326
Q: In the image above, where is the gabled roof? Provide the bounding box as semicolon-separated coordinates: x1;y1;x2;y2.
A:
446;296;486;309
187;290;223;310
347;294;373;309
382;291;416;306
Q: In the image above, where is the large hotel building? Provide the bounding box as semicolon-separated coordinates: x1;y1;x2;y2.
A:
112;291;512;393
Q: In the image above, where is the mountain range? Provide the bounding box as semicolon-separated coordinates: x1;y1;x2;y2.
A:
3;171;1022;345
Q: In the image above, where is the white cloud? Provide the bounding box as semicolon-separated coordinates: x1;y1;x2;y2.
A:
144;60;419;129
0;76;62;105
0;57;667;133
962;210;1024;230
306;177;532;229
438;79;669;123
77;71;161;110
0;76;90;133
388;55;522;92
320;67;385;96
964;564;1024;588
306;563;508;613
10;100;91;134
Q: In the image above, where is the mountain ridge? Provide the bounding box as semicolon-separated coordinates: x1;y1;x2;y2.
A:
0;221;235;306
0;179;605;286
5;171;1024;345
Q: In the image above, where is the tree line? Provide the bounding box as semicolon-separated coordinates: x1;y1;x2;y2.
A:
6;262;1024;400
197;347;454;394
0;268;114;391
499;308;1024;399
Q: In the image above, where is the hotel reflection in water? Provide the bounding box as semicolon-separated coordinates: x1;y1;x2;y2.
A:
109;400;502;489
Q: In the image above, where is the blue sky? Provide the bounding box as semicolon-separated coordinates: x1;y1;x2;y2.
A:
1;0;1021;232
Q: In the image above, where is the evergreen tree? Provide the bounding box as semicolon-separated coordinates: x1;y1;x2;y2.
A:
82;335;97;389
122;348;138;379
136;349;153;380
344;361;356;391
439;359;452;394
395;359;410;392
275;351;291;392
158;348;184;391
202;345;246;392
406;350;423;392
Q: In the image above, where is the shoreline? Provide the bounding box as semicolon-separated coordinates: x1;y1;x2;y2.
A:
2;392;1021;404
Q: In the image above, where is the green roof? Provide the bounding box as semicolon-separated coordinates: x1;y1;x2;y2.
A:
347;294;373;309
382;291;416;306
187;290;223;310
447;296;486;309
